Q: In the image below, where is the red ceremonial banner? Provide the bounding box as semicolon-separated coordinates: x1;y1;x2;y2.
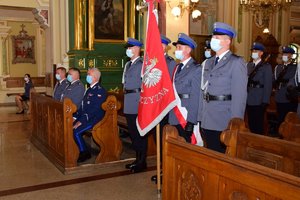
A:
137;0;177;136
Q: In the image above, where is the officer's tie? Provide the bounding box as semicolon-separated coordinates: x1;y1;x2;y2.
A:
177;63;184;74
215;57;219;65
127;61;132;68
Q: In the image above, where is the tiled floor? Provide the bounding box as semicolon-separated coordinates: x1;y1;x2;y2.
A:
0;107;160;200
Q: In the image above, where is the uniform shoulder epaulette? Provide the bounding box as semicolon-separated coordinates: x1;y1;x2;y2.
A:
166;55;174;61
136;57;143;64
192;60;200;67
231;54;241;58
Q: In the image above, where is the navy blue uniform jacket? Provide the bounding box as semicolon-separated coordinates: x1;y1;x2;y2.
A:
73;83;107;127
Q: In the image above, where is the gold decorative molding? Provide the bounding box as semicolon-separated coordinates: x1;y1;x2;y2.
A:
88;59;95;68
88;0;94;50
129;0;135;38
103;59;118;68
74;0;84;50
78;58;85;68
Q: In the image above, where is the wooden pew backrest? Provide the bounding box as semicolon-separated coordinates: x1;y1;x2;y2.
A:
163;125;300;200
4;77;46;88
31;93;78;172
279;112;300;143
221;118;300;177
92;95;122;163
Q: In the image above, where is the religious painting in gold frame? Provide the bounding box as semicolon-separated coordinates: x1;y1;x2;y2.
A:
93;0;128;43
11;24;36;64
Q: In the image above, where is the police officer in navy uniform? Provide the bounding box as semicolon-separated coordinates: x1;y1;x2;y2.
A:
246;42;273;134
274;46;298;125
199;22;248;153
73;68;107;163
151;34;177;183
53;66;69;101
122;38;147;173
168;33;201;143
61;68;85;110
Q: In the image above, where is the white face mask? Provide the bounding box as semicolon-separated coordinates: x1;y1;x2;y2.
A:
175;50;184;60
204;50;211;58
210;38;223;52
55;74;61;81
126;49;134;58
251;52;259;60
282;55;289;63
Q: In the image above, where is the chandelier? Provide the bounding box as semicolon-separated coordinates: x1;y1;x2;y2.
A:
166;0;201;19
240;0;293;28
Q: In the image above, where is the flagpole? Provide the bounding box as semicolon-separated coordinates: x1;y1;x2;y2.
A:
156;123;161;196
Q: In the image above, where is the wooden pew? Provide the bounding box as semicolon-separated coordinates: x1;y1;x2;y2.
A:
279;112;300;143
221;118;300;177
31;93;122;173
31;92;78;172
92;95;122;163
162;125;300;200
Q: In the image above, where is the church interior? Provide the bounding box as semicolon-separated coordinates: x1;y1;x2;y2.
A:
0;0;300;199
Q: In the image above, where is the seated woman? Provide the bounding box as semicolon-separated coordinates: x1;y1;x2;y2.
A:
15;74;34;114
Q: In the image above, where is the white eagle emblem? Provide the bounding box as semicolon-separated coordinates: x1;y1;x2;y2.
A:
142;58;162;89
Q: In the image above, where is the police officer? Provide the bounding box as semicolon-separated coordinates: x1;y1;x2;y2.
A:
122;38;147;173
199;22;247;153
53;66;69;101
61;68;85;110
168;33;201;143
204;40;214;60
161;35;177;78
151;34;177;183
246;42;272;134
274;46;298;125
73;68;107;163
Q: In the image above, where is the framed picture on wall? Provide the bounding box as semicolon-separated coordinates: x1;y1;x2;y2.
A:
11;24;36;64
94;0;127;42
189;0;217;35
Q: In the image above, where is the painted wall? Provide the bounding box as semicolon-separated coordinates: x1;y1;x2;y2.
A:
7;21;38;77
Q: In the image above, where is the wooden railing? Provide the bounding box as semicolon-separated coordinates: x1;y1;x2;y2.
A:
162;125;300;200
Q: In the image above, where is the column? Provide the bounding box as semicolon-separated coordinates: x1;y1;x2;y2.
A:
50;0;70;65
33;23;46;76
0;21;11;77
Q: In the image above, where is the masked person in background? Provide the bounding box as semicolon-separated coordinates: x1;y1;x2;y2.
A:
246;42;272;135
274;46;298;125
15;74;34;114
53;65;69;101
61;68;85;110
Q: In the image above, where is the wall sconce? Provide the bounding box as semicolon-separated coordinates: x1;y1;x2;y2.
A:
166;0;201;19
